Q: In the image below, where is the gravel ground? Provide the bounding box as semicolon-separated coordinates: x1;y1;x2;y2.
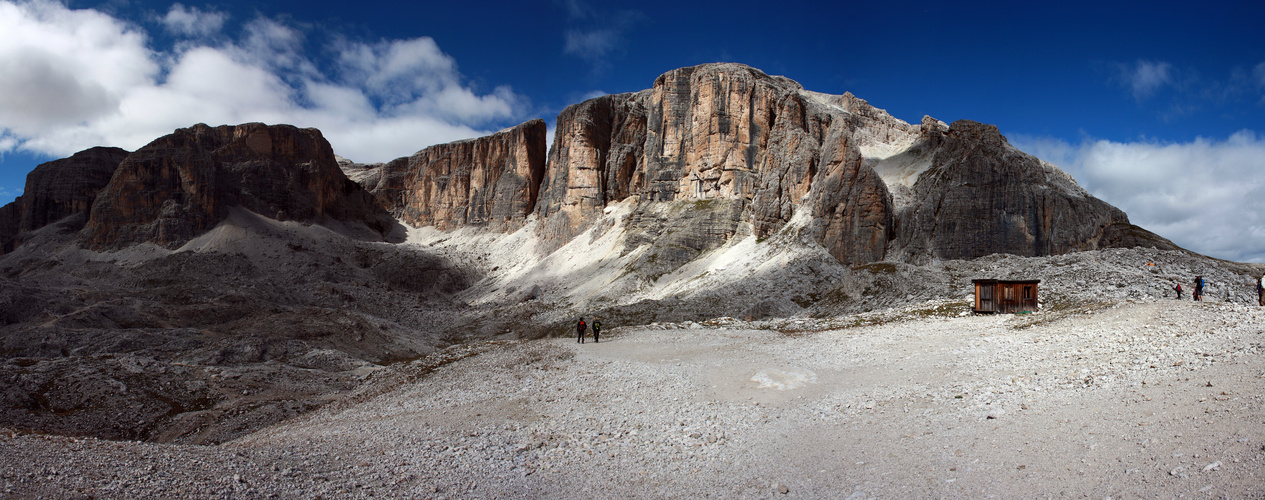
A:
3;296;1263;498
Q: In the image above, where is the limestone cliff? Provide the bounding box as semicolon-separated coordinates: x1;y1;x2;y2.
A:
347;119;547;233
886;121;1131;262
536;63;1141;265
85;123;391;249
403;119;546;231
0;147;129;253
7;63;1158;266
536;63;896;263
534;93;649;245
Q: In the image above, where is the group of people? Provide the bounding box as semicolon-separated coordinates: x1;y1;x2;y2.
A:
1173;274;1265;305
576;317;601;343
1174;276;1207;301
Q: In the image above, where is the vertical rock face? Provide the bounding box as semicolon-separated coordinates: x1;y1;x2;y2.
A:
86;123;389;248
0;147;129;253
538;63;896;263
888;120;1130;262
642;64;791;202
534;94;648;245
394;119;547;232
535;63;1139;265
7;63;1152;265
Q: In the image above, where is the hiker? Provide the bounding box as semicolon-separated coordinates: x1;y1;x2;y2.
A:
576;318;587;344
1194;276;1204;301
592;320;601;343
1174;283;1183;300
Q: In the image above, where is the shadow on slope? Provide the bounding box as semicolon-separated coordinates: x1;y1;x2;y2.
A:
0;209;473;444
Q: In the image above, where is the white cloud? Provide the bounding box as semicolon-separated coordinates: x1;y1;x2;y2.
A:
333;37;519;126
1014;131;1265;263
0;0;156;135
161;3;226;38
1120;60;1174;101
0;0;526;165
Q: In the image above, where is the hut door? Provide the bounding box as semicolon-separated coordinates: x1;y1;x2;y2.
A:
977;283;995;312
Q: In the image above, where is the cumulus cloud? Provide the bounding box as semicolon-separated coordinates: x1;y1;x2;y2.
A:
334;37;519;125
1013;132;1265;263
161;3;226;38
0;0;525;165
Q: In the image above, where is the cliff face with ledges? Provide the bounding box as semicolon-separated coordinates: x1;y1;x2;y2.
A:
86;123;390;249
403;120;546;232
0;147;129;253
888;120;1131;262
534;94;649;245
0;63;1148;266
534;64;896;263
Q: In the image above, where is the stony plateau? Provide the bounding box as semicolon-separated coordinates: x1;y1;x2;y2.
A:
0;63;1260;497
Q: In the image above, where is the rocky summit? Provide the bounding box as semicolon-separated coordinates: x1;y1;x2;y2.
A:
0;64;1260;498
350;63;1167;264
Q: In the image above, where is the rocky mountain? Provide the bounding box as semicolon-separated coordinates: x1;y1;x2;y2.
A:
0;147;129;253
349;63;1168;266
354;119;547;232
85;123;397;249
0;63;1202;445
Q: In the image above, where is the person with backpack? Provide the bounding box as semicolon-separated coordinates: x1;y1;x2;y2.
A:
576;318;587;344
1174;283;1183;300
592;320;601;343
1257;274;1264;306
1194;276;1204;301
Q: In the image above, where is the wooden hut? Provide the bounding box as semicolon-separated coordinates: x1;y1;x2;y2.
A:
973;279;1039;314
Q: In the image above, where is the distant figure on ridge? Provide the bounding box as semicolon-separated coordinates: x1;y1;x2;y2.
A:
577;318;587;344
1173;283;1183;300
1194;276;1205;301
592;320;602;343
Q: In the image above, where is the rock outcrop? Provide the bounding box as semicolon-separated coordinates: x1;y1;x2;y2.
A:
534;63;1138;264
534;93;649;245
7;63;1157;266
85;123;392;249
887;120;1130;262
347;119;547;233
0;147;129;253
533;64;897;263
401;119;547;231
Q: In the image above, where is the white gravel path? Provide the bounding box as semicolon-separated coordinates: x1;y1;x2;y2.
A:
3;298;1264;498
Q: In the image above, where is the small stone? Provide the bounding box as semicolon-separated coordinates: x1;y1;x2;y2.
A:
775;482;790;494
1202;461;1221;472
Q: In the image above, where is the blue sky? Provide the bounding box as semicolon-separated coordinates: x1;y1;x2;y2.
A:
1;0;1263;261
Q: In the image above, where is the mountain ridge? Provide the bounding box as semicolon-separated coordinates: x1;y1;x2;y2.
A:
0;62;1204;445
